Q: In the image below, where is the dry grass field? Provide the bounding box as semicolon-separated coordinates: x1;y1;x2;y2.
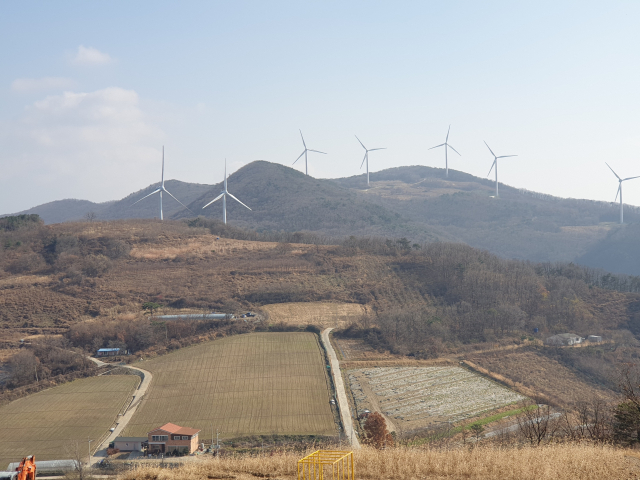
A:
0;375;139;468
348;367;524;434
118;444;640;480
466;349;617;406
262;302;367;328
121;332;336;440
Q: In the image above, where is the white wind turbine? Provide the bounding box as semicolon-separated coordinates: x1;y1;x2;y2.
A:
485;141;517;198
429;125;461;178
293;130;326;175
131;146;192;220
606;162;640;224
355;135;386;186
202;159;251;224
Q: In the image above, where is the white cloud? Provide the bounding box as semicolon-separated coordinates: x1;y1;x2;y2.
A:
2;87;163;211
11;77;76;93
71;45;113;65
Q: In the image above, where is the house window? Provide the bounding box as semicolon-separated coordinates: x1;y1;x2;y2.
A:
182;436;189;440
151;435;168;442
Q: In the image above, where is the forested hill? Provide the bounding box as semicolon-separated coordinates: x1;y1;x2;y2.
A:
5;161;640;274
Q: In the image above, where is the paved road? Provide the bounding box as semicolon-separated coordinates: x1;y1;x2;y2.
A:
321;328;360;449
90;365;153;466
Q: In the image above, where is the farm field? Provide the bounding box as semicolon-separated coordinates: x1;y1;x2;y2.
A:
466;349;617;406
121;332;336;440
0;375;139;468
348;366;525;433
262;302;367;328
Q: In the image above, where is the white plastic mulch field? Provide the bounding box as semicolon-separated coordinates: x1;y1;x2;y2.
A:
349;366;525;423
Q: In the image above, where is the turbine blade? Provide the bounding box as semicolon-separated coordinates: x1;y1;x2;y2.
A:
293;150;305;164
484;141;496;158
131;188;161;206
163;188;193;214
299;130;306;148
308;149;327;154
369;148;386;151
622;175;640;181
428;143;445;150
360;152;367;168
202;193;225;209
446;125;451;142
605;162;621;180
615;185;620;203
497;155;517;159
487;160;496;177
355;135;366;150
227;192;252;210
447;144;461;156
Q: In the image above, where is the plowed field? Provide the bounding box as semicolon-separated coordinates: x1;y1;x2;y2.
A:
122;332;336;440
0;375;139;468
262;302;366;328
349;366;524;432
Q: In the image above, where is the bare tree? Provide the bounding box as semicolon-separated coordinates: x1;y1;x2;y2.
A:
516;401;558;445
64;441;89;480
84;211;97;222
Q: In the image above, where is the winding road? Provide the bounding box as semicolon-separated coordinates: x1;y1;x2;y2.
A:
90;365;153;466
321;328;360;449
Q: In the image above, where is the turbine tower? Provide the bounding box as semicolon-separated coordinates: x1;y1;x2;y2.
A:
131;146;192;220
429;125;461;178
202;159;251;224
606;162;640;224
485;141;517;198
355;135;386;186
293;130;326;175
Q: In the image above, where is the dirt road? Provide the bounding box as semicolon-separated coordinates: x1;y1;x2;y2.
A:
321;328;360;449
90;365;153;465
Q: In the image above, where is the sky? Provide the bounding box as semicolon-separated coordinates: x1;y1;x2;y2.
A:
2;1;640;213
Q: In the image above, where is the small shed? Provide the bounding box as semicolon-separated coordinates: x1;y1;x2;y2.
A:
588;335;603;343
545;333;583;346
114;437;147;452
96;348;121;357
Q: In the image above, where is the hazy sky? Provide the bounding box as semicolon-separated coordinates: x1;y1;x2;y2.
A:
2;1;640;213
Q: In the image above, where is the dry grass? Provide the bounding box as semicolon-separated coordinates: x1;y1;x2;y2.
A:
262;302;368;328
465;349;617;406
0;374;139;468
117;444;639;480
121;332;336;440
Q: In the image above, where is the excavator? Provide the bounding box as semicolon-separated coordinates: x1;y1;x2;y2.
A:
0;456;36;480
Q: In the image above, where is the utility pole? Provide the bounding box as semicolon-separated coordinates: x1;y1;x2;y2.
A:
88;437;93;469
216;429;220;456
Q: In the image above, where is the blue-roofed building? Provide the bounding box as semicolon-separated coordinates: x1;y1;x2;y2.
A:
96;347;122;357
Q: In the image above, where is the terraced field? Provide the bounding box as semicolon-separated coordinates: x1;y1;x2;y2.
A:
122;332;336;440
0;375;139;468
349;366;524;432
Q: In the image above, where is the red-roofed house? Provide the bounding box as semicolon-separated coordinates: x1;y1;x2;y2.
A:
147;423;200;455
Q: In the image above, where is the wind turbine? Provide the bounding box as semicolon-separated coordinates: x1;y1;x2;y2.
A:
202;159;251;224
485;141;517;198
131;146;192;220
355;135;386;186
293;130;326;175
429;125;461;178
606;162;640;224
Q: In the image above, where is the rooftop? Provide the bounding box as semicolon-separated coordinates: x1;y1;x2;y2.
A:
149;422;200;436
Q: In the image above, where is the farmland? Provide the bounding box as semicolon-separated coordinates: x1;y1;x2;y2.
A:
262;302;367;328
466;348;617;406
348;366;525;433
0;375;139;468
121;332;337;440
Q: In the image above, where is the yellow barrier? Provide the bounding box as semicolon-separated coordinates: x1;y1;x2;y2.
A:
297;450;354;480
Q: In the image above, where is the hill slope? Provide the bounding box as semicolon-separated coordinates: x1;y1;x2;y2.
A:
5;161;640;273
